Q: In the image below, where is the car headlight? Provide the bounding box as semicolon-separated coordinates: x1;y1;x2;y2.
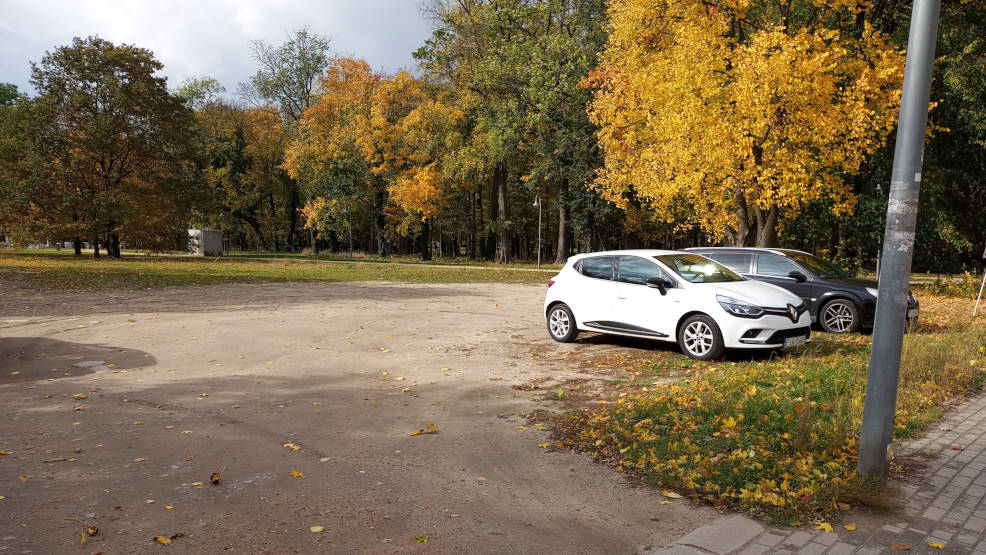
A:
716;295;764;318
866;287;879;297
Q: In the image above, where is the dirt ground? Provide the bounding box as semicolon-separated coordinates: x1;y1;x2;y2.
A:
0;281;719;554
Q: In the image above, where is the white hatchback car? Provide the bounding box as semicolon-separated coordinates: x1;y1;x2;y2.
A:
543;250;811;360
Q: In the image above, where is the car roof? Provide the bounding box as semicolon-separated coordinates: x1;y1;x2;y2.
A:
570;249;683;260
685;247;812;257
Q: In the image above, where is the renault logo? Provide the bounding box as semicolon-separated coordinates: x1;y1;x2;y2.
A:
787;304;798;323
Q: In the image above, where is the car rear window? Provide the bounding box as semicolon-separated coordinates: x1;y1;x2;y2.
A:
579;256;614;280
706;253;753;273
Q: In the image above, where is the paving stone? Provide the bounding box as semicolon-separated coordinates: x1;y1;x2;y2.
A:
670;514;764;555
736;543;769;555
966;517;986;533
785;531;813;548
796;542;828;555
756;532;784;547
957;532;980;546
815;532;839;546
923;507;947;521
824;542;855;555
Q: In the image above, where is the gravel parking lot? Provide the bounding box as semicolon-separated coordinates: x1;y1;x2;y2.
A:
0;281;717;554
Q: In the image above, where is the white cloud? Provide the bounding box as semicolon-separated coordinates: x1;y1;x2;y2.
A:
0;0;432;96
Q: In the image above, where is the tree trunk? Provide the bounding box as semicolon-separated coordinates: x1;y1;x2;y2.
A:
73;237;82;256
420;218;432;261
554;178;569;264
92;236;100;258
754;204;779;247
732;186;752;246
494;164;509;264
468;188;478;260
374;184;386;256
109;233;122;258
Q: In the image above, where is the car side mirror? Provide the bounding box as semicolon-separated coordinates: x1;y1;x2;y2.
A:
788;271;807;283
646;277;670;295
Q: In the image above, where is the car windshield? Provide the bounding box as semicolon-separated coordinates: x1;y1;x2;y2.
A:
655;254;744;283
780;250;851;279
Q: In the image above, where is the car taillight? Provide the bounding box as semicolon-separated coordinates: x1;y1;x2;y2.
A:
548;279;555;288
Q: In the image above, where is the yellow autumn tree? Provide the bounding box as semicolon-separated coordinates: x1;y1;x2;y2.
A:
587;0;906;246
356;72;464;253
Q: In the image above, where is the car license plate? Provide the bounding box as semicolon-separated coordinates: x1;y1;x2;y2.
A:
908;308;919;320
784;335;807;347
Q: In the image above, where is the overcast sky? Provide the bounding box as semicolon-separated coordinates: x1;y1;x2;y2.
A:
0;0;434;98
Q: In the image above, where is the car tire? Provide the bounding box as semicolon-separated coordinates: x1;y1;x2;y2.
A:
819;299;860;333
546;303;579;343
677;314;725;360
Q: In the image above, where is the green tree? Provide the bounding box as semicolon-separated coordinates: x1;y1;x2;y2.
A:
12;37;200;256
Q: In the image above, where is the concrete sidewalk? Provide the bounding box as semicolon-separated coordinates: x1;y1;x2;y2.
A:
652;392;986;554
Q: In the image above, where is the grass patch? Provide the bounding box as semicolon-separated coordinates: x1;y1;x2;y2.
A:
554;296;986;524
0;252;550;290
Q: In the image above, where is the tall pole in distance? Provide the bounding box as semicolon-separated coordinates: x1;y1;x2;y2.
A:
858;0;941;480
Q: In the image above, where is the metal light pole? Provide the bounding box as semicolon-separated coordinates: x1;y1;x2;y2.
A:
533;195;542;269
858;0;941;480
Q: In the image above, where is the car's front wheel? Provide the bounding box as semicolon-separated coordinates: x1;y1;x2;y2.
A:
677;314;725;360
819;298;860;333
546;303;579;343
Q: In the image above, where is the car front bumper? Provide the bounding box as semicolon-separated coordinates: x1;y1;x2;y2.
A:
724;313;813;349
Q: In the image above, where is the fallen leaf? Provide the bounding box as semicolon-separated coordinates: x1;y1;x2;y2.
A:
319;457;330;462
310;526;325;533
73;394;87;400
132;421;142;425
190;482;204;487
837;502;851;510
134;457;147;462
538;442;550;448
889;543;911;551
951;445;964;450
477;477;486;481
210;472;221;484
290;470;304;478
815;523;833;533
19;476;28;482
145;499;155;504
165;425;174;429
928;542;945;550
414;534;429;543
0;496;5;500
450;514;460;518
401;387;410;393
282;443;301;451
180;430;192;434
660;500;672;505
165;505;174;510
153;535;171;545
843;523;856;531
0;449;11;455
73;406;85;411
661;490;683;499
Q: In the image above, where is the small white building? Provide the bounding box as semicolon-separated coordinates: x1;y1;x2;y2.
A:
188;229;223;257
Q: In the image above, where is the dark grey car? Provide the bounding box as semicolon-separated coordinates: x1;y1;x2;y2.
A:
686;247;919;333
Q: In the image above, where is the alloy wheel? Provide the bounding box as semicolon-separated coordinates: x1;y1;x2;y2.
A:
822;302;854;332
683;320;714;357
549;308;570;339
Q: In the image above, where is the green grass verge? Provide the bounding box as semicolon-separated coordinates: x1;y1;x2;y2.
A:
0;252;550;290
556;300;986;524
11;248;563;271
